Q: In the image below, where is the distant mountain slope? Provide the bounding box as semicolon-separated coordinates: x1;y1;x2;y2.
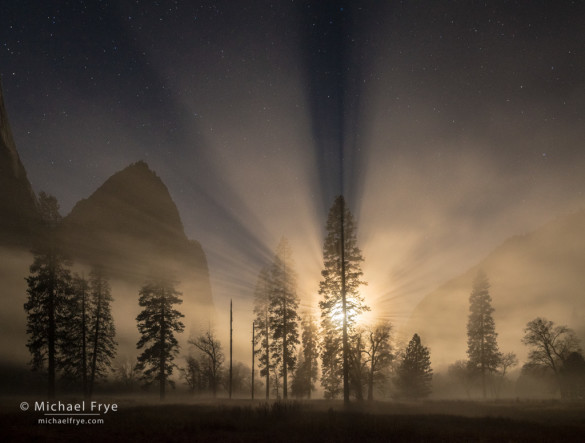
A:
404;210;585;369
0;81;38;246
61;161;213;308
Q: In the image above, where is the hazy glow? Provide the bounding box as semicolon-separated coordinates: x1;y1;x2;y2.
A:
2;2;585;388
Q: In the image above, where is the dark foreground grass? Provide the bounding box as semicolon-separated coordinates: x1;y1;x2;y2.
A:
1;399;584;442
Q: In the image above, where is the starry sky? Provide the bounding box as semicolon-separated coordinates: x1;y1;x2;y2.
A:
2;1;585;326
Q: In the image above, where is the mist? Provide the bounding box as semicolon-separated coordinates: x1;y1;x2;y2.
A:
2;1;585;411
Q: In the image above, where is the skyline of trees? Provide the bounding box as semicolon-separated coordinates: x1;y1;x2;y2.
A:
20;193;585;402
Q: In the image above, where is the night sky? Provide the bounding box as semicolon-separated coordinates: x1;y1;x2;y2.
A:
2;1;585;325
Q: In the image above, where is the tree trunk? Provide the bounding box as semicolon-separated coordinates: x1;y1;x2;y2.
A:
81;285;88;400
252;322;255;400
89;280;102;400
367;364;374;401
265;310;270;400
308;355;312;399
283;297;288;399
341;200;349;405
159;290;166;400
47;277;56;400
229;299;233;399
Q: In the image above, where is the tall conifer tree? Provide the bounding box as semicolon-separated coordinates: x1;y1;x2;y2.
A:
136;280;184;400
253;267;272;399
293;314;319;398
59;274;91;396
467;270;501;398
24;192;72;399
318;195;368;403
88;268;117;399
269;237;299;399
396;333;433;399
59;269;117;399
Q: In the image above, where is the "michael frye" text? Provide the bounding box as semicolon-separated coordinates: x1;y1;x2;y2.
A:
35;401;118;413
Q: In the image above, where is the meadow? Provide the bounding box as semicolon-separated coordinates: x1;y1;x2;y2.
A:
1;397;584;442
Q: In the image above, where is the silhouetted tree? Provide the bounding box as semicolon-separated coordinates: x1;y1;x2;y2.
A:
24;192;72;399
114;358;140;392
136;280;185;400
292;314;319;398
269;238;300;399
190;329;224;397
320;318;342;399
521;317;581;398
395;334;433;399
467;270;501;398
271;359;281;399
59;270;117;399
253;268;272;399
319;195;369;403
493;352;518;397
364;322;393;401
448;360;474;398
181;355;203;394
230;361;253;396
87;268;117;399
348;329;367;400
560;352;585;400
58;274;90;396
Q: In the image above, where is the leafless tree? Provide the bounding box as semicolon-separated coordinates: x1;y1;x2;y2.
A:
364;322;393;401
522;317;581;398
189;329;224;397
522;318;580;374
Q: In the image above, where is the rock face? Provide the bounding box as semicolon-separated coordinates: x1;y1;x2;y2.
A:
0;81;38;246
404;210;585;369
61;161;213;307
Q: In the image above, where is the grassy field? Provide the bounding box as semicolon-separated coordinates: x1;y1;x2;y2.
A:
1;398;584;442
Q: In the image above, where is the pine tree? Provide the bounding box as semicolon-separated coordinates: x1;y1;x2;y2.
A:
396;333;433;399
291;349;306;398
300;314;319;398
318;195;369;403
58;274;91;396
320;317;342;399
24;192;72;399
136;280;185;400
87;268;117;399
269;237;300;399
291;314;319;398
58;269;117;399
467;270;501;398
253;267;272;399
348;330;367;400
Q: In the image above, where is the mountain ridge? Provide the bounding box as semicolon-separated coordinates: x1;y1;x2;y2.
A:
61;161;213;304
